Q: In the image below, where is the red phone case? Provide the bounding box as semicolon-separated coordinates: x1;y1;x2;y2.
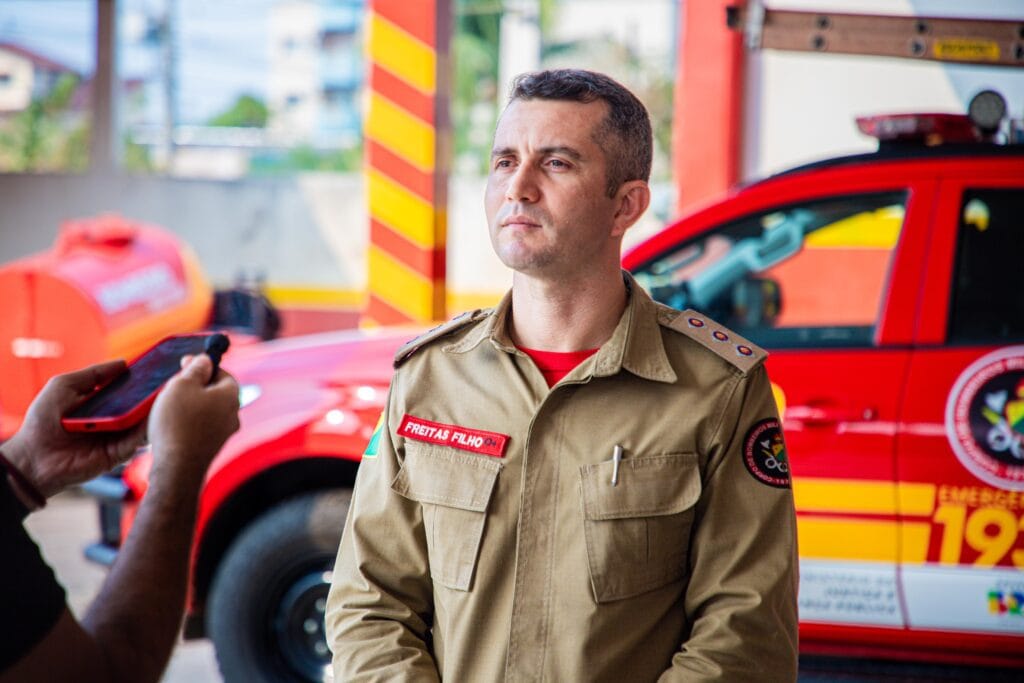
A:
61;393;160;433
60;333;214;433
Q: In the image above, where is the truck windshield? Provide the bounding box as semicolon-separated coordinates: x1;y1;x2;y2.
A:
633;191;907;348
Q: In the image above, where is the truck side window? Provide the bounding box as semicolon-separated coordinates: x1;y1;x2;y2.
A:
948;189;1024;344
633;192;907;348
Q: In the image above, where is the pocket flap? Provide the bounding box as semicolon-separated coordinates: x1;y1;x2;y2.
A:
392;443;502;512
581;452;701;520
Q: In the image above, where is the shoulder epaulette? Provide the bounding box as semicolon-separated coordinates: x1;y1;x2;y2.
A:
660;307;767;375
393;309;489;368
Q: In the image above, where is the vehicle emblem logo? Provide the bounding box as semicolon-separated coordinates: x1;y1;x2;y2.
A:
945;346;1024;490
742;418;790;488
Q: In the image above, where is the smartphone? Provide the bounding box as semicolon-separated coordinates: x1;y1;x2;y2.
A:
61;333;229;433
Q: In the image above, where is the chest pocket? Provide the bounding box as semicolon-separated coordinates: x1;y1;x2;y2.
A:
391;443;502;591
580;452;701;603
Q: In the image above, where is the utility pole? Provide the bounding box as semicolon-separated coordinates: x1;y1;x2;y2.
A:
158;0;177;171
498;0;541;101
90;0;119;175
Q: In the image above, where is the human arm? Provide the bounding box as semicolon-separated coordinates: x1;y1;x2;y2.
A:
325;388;440;682
0;477;68;672
659;364;799;682
0;354;240;683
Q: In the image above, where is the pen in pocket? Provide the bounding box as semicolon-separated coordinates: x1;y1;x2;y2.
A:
611;444;623;486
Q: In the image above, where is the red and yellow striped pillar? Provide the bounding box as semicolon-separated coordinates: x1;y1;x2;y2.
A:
364;0;452;325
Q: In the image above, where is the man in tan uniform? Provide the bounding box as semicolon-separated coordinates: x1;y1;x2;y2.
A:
326;69;798;682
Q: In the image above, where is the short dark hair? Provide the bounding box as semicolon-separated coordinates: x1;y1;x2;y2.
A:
508;69;652;197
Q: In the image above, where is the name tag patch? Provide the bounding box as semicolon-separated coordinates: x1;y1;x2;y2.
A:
398;414;509;458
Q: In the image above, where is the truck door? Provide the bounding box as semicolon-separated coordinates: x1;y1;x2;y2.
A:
632;188;919;634
897;175;1024;654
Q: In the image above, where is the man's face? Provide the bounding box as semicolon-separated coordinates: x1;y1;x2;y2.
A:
485;98;622;278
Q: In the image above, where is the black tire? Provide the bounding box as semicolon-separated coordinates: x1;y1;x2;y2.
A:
207;489;351;683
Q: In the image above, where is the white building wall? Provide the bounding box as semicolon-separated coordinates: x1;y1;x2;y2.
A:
553;0;674;64
0;49;34;112
268;0;322;143
743;0;1024;179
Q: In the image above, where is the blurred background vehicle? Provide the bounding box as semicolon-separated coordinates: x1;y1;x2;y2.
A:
0;213;279;439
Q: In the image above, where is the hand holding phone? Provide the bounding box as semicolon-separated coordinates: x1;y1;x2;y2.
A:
146;347;241;477
61;333;230;432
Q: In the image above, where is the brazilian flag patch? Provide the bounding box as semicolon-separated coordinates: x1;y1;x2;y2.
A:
363;412;385;458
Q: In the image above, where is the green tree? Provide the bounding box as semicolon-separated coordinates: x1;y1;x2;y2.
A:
0;72;86;172
249;143;363;175
208;94;269;128
123;136;154;172
453;0;501;173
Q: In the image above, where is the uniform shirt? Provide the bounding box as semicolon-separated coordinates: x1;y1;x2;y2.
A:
326;276;799;682
0;478;67;671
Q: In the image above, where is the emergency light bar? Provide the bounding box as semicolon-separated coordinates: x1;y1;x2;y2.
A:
857;90;1015;145
856;113;980;144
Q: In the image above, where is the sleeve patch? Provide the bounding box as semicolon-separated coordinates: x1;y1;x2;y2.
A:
742;418;790;488
363;412;385;458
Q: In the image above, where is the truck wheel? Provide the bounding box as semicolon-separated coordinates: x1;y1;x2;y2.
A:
207;489;351;683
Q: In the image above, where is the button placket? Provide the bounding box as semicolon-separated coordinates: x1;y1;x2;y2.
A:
504;390;569;682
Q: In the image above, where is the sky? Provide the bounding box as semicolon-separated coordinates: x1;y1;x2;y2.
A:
0;0;281;123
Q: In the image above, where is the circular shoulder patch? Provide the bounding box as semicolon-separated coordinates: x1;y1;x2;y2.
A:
742;418;790;488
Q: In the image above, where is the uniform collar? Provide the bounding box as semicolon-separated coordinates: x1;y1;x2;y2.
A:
591;272;677;383
442;291;516;355
444;272;677;385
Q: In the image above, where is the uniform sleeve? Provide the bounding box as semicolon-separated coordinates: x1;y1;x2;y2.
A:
325;381;440;682
660;364;799;682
